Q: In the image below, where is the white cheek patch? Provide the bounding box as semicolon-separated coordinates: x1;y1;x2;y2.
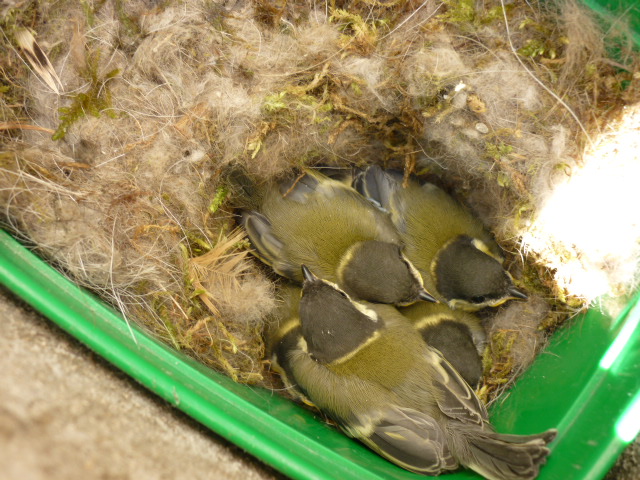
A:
336;243;358;281
321;277;346;292
471;238;503;263
413;312;450;330
317;277;379;322
275;318;301;343
354;302;379;322
402;252;426;287
297;335;309;353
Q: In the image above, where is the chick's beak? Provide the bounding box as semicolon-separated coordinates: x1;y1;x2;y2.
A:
508;287;528;300
301;264;316;283
419;289;438;303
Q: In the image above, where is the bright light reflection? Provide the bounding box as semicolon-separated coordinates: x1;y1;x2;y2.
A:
599;301;640;370
522;104;640;301
616;389;640;443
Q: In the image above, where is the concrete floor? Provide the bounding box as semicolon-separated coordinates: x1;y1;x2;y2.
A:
0;287;281;480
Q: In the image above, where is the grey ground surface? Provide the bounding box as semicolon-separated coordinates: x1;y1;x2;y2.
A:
0;287;281;480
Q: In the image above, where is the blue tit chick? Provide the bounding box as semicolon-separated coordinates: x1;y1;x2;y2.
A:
400;302;486;388
268;265;556;479
264;284;305;402
238;168;435;305
352;165;527;311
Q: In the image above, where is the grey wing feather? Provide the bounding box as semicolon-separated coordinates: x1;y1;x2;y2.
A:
352;165;401;212
353;166;410;234
278;170;321;203
240;210;300;280
428;348;488;425
356;405;459;475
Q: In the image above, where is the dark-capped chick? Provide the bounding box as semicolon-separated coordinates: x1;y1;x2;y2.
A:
400;302;486;387
268;265;556;479
264;283;310;404
353;165;527;310
238;168;434;305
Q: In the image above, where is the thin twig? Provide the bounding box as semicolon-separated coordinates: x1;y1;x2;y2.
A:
0;122;55;133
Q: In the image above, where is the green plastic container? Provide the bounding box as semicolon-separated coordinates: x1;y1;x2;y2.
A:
581;0;640;47
2;2;639;478
1;224;640;480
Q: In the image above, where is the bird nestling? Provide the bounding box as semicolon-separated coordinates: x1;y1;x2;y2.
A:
236;168;436;305
353;165;527;311
266;267;556;479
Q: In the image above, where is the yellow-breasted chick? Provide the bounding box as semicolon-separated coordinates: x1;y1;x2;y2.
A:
400;302;486;387
268;265;556;480
238;168;435;305
353;165;527;310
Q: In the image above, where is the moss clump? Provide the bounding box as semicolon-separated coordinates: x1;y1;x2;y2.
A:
208;186;229;214
330;9;389;55
478;329;517;403
53;51;120;140
517;18;567;60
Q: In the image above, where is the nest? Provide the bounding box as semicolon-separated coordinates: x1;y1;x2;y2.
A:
1;0;638;401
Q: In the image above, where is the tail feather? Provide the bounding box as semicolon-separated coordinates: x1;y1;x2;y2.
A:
457;428;557;480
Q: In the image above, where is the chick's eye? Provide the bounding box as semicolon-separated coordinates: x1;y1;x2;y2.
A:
471;295;486;304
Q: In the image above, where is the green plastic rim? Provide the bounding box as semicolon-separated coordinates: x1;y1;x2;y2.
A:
1;228;639;480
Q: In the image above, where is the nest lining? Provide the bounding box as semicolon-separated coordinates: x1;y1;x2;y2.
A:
1;0;639;399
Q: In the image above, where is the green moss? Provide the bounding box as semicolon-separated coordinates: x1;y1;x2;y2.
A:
496;171;510;188
439;0;476;25
517;18;567;61
513;201;534;230
147;294;182;350
484;329;517;386
53;51;120;141
234;238;251;250
518;36;562;60
262;91;288;113
329;9;388;54
261;87;333;128
439;0;511;29
208;186;229;214
480;4;509;24
183;230;223;257
485;141;514;160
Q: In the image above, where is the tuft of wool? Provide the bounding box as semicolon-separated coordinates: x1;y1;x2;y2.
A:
482;296;551;403
558;0;605;90
522;103;640;302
